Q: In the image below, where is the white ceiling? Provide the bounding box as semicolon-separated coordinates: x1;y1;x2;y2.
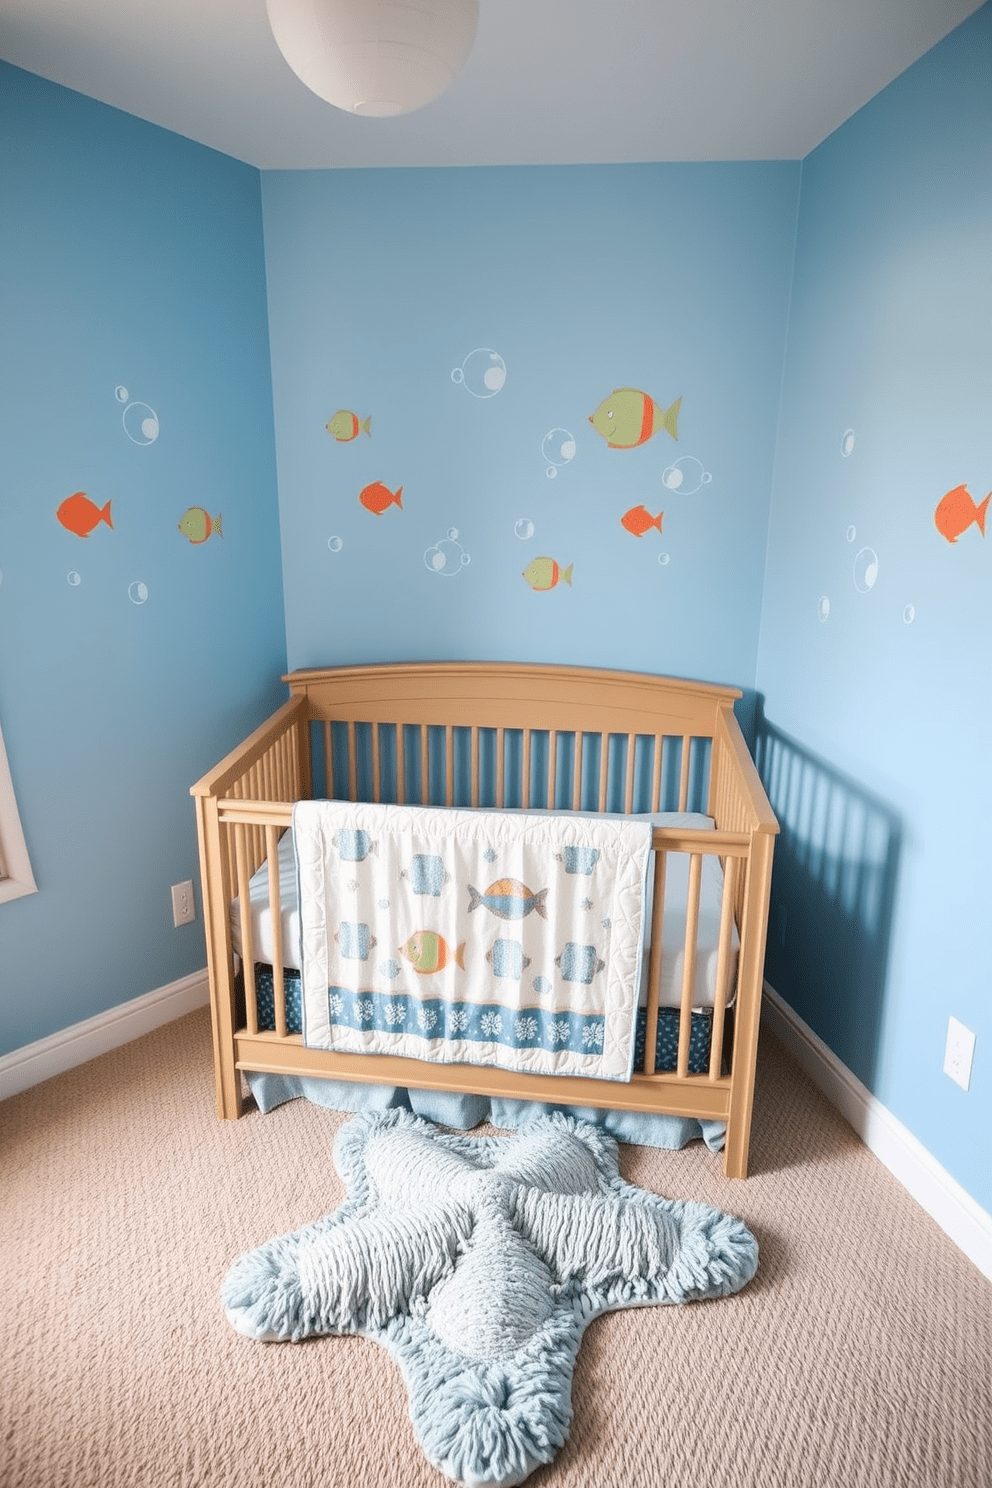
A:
0;0;983;171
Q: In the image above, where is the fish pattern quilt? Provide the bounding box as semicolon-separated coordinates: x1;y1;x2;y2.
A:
293;800;653;1081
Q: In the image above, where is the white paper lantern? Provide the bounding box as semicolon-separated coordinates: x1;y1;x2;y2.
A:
266;0;480;117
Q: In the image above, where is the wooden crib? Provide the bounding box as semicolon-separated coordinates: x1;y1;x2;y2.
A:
191;661;778;1178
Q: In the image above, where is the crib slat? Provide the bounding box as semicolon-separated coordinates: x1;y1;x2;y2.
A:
643;846;667;1073
708;854;739;1079
323;721;333;797
397;724;406;804
234;823;258;1036
342;722;355;801
547;731;558;809
471;728;480;808
678;735;691;812
496;727;505;807
651;735;663;812
598;735;608;814
370;721;381;803
676;853;703;1077
265;824;286;1040
572;733;584;811
624;735;636;815
522;729;532;809
420;724;429;805
445;725;454;806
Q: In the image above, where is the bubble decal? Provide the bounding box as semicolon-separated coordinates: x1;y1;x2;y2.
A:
327;536;344;553
127;581;149;605
451;349;506;397
662;456;711;494
818;596;830;622
115;386;129;403
67;571;82;587
846;525;857;543
853;548;879;593
514;518;535;540
903;604;916;625
542;428;576;478
658;553;670;567
841;429;856;457
425;528;471;576
122;400;159;445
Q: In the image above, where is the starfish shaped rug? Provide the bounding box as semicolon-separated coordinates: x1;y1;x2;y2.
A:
222;1110;758;1488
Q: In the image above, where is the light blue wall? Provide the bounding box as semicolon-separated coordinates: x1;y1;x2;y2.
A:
0;65;287;1053
756;4;992;1210
261;162;799;691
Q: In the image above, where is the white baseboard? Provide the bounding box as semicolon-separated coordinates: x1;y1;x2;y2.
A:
0;969;210;1102
762;982;992;1283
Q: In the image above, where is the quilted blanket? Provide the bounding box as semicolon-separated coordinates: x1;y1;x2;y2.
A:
293;800;652;1081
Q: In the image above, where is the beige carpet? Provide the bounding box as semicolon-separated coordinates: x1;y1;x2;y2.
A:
2;1010;989;1488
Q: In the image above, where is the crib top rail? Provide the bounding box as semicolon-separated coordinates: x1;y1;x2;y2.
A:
282;660;742;738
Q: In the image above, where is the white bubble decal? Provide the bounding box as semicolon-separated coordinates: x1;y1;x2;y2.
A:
853;548;878;593
846;525;857;543
122;400;159;445
514;518;534;540
658;553;670;567
128;581;149;605
451;349;506;398
818;596;830;622
542;428;576;478
67;571;81;587
662;455;712;495
327;536;343;553
841;430;856;457
115;385;129;403
425;531;471;576
903;604;916;625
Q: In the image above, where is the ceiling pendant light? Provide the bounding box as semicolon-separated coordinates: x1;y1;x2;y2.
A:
265;0;480;118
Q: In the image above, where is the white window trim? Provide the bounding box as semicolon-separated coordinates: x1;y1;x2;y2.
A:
0;717;37;904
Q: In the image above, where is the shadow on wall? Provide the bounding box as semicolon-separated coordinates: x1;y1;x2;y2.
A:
753;703;902;1090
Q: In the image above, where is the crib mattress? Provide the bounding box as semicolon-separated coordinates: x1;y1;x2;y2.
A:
230;810;738;1012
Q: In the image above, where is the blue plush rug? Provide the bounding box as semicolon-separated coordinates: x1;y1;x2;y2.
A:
222;1110;758;1488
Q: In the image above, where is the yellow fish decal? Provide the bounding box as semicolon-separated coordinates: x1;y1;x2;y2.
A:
522;557;572;592
589;388;680;449
326;410;371;442
178;507;222;544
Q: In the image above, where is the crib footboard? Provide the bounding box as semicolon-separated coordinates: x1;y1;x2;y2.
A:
192;696;309;1121
191;663;777;1177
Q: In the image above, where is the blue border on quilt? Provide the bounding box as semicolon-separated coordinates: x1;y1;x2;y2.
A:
326;986;608;1058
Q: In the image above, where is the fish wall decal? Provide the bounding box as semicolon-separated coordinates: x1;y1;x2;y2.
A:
621;505;664;537
589;388;681;449
178;507;222;544
326;410;371;442
359;481;403;515
934;484;990;543
57;493;113;538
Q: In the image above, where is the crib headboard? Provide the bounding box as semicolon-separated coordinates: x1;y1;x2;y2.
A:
284;661;774;833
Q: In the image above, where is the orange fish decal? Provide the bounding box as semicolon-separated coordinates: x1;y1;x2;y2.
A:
621;505;663;538
934;484;990;544
57;493;113;539
359;481;403;515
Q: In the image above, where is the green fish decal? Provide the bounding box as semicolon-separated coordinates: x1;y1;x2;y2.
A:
178;507;222;544
522;557;573;592
326;410;371;442
588;388;681;449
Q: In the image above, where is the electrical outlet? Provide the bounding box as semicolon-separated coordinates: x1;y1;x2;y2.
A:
943;1016;975;1092
171;879;195;928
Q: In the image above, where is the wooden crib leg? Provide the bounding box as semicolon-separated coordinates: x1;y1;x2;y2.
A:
196;797;245;1120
